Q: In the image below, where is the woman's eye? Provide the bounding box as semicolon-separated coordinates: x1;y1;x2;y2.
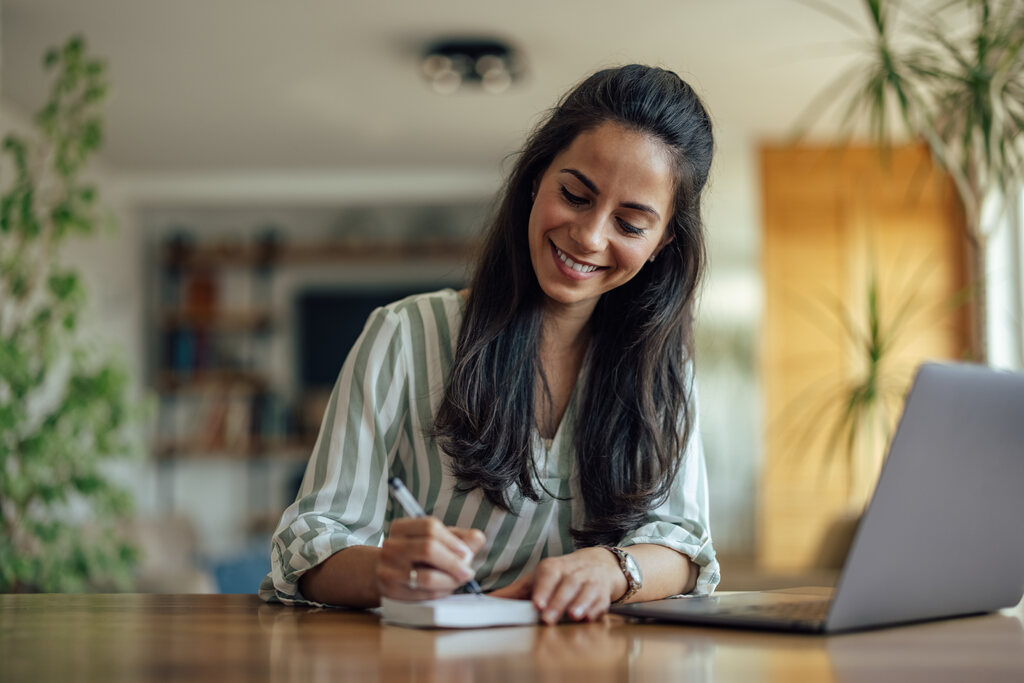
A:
560;186;587;207
617;219;644;236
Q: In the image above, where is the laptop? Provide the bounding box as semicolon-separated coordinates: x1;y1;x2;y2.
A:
612;363;1024;633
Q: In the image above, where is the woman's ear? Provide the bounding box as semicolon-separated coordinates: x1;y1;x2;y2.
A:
649;234;674;262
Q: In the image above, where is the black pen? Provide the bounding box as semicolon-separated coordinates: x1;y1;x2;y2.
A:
387;476;484;596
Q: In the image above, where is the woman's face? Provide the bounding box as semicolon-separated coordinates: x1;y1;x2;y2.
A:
528;121;676;317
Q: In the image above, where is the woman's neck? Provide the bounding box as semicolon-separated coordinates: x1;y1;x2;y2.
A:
540;298;594;353
534;298;593;440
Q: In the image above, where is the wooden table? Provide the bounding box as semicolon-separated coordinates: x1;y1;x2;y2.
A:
2;593;1023;681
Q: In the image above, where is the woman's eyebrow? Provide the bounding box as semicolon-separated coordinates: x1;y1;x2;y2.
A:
559;168;661;221
560;168;599;194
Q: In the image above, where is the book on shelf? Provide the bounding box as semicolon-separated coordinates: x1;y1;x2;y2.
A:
184;270;218;315
157;389;262;456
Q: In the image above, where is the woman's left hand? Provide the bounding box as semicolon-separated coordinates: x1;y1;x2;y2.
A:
489;547;627;624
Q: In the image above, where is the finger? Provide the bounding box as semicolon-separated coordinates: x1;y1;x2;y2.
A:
383;522;475;584
539;574;584;625
585;599;611;622
384;535;474;586
450;527;487;556
567;583;605;622
386;516;427;538
396;517;478;564
377;562;417;600
406;565;462;594
530;561;563;613
377;563;459;601
414;537;477;584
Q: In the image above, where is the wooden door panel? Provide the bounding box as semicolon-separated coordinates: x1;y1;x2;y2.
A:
759;144;970;570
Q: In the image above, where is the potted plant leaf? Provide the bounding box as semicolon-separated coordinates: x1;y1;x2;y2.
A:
797;0;1024;359
0;36;145;592
784;253;965;504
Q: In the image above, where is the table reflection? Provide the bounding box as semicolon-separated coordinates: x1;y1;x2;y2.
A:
257;599;1024;683
828;612;1024;683
259;605;713;683
5;594;1015;682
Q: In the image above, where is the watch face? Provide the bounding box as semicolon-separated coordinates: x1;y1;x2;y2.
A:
624;553;642;583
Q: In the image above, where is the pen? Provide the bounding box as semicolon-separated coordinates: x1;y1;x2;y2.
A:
387;476;483;596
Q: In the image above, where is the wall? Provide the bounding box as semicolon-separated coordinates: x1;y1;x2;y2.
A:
696;127;762;556
985;189;1024;370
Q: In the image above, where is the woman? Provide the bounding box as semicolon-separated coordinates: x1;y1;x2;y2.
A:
260;64;720;624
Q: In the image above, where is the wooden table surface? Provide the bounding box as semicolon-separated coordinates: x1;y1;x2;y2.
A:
2;593;1023;682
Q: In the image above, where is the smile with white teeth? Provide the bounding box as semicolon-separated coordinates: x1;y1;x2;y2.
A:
555;245;601;273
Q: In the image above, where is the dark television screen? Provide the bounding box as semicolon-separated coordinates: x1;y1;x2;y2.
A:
296;286;459;390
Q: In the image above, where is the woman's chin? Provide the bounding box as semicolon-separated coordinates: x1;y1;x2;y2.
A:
538;285;600;313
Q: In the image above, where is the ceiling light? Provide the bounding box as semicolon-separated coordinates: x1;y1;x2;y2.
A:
420;39;521;94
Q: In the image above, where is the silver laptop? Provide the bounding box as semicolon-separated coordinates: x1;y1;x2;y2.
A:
612;363;1024;633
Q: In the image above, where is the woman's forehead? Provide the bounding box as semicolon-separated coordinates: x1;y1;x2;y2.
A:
549;122;675;212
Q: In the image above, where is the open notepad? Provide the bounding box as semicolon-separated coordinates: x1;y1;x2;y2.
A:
380;594;539;629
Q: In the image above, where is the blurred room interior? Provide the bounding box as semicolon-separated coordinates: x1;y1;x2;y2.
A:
1;0;1021;594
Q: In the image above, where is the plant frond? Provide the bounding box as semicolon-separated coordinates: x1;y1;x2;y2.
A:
792;0;869;35
789;62;874;141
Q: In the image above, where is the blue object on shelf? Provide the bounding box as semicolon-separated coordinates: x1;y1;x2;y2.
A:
210;545;271;594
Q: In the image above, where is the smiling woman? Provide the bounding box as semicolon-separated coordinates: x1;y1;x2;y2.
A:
528;123;676;312
262;65;719;625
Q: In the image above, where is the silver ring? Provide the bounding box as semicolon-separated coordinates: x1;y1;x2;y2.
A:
408;567;418;590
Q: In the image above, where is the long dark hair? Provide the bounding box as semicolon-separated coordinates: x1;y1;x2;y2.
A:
433;65;713;547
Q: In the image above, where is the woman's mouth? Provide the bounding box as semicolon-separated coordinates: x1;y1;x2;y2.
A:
553;243;603;274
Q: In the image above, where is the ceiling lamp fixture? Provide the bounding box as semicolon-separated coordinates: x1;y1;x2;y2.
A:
421;38;521;95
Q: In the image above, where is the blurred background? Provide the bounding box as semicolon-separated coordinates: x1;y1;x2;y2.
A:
1;0;1021;594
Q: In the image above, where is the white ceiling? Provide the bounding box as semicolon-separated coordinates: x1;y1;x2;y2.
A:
2;0;874;176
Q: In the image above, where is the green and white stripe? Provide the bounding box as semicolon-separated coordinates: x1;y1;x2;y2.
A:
260;289;720;605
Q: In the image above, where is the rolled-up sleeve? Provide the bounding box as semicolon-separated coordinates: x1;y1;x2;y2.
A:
259;306;408;605
617;420;720;596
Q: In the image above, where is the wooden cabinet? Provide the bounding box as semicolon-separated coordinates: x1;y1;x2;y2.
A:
759;144;972;570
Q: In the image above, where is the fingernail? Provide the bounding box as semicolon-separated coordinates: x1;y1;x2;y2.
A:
544;610;558;623
459;567;474;582
571;606;584;619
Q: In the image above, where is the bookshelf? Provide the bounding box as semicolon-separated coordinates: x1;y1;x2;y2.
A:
156;231;281;460
142;202;484;561
153;233;475;462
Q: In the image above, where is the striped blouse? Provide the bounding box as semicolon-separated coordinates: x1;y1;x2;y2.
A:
260;289;720;605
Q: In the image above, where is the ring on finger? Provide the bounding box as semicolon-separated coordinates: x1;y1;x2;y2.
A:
408;567;418;590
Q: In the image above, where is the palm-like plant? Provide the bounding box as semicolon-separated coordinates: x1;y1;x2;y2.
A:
798;0;1024;356
782;255;959;501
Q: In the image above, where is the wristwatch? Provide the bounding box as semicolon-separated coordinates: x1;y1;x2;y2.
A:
602;546;643;603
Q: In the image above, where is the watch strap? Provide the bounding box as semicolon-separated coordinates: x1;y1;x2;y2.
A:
602;546;642;604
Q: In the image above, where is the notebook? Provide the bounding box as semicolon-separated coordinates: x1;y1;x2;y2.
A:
612;363;1024;633
380;594;539;629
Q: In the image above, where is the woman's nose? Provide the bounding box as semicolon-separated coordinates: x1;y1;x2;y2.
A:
568;213;608;254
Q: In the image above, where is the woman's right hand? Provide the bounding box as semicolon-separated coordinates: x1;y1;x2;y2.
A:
376;517;486;601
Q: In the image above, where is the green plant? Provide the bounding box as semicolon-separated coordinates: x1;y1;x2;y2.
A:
0;36;143;592
781;253;966;500
798;0;1024;357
